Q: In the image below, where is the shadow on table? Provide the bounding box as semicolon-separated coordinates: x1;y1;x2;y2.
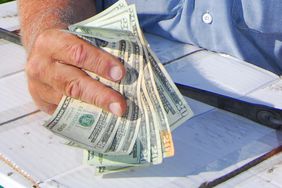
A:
103;34;282;185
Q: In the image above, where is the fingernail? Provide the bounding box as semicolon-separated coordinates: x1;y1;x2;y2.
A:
110;66;123;81
109;102;122;116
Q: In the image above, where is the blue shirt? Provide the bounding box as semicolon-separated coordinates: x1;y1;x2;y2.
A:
96;0;282;75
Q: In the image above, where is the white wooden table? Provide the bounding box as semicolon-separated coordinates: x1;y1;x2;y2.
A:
0;2;281;188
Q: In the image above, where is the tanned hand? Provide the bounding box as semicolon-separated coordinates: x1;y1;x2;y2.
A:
18;0;127;116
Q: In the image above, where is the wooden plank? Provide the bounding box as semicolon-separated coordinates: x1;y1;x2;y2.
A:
202;146;282;187
217;151;282;188
0;1;19;31
0;72;37;125
0;39;25;78
39;108;282;187
0;160;33;188
0;112;83;184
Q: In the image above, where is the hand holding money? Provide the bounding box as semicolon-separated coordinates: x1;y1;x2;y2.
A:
43;0;193;174
24;26;127;116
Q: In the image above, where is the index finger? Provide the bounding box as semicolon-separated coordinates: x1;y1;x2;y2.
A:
35;29;125;82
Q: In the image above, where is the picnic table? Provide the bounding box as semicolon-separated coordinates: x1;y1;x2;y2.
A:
0;2;281;188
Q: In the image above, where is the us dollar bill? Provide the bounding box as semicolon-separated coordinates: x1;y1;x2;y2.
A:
90;3;193;130
44;96;118;153
69;0;128;32
81;4;176;157
79;31;144;155
43;0;193;174
45;28;144;154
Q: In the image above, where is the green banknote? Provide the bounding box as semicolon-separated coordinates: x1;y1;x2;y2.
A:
43;0;193;174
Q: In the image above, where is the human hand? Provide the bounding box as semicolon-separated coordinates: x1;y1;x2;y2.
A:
25;29;127;116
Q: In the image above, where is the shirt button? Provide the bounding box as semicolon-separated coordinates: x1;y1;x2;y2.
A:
202;12;213;24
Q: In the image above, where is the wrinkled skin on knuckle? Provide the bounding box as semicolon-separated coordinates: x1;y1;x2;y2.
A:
52;70;66;87
25;58;43;80
64;42;88;67
25;31;51;80
65;78;82;99
93;86;111;107
91;51;106;75
33;30;51;51
91;86;122;109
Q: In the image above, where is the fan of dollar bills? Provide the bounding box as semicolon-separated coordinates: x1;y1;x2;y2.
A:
43;0;193;174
